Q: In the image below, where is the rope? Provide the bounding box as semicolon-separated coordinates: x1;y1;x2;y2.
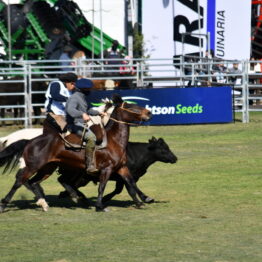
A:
59;134;85;150
109;117;140;126
59;122;89;150
59;104;142;148
120;102;142;115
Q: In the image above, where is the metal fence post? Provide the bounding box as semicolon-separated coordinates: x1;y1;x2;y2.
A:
136;60;143;87
192;63;195;86
242;60;249;123
26;63;33;127
179;56;183;86
22;62;28;128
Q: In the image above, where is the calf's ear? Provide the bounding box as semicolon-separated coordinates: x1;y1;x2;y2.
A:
149;136;157;143
148;139;158;150
147;143;155;150
158;138;164;144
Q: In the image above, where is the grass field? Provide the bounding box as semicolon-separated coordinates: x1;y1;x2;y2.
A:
0;113;261;262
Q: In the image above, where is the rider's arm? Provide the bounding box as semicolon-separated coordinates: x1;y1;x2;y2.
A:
87;108;101;116
50;82;68;102
82;112;90;121
65;95;84;118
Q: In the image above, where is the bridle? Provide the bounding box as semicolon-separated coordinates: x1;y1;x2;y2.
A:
109;102;143;125
119;102;143;115
60;102;145;148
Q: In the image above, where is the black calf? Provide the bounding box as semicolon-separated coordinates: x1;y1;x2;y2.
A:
58;136;177;203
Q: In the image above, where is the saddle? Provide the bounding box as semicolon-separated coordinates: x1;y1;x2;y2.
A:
46;103;115;150
45;113;104;151
46;113;68;133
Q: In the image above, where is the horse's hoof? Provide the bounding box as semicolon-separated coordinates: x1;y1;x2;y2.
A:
95;206;109;212
71;197;79;204
42;205;49;212
135;202;144;209
144;197;154;203
36;198;49;212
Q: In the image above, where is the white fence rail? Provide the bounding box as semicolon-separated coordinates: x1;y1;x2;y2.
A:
0;57;261;127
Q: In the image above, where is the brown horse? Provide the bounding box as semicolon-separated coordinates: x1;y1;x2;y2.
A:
0;94;151;212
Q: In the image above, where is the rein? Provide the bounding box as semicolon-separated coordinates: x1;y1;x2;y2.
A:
59;102;143;147
59;123;89;150
59;133;85;150
109;102;143;126
108;102;143;125
109;117;140;126
120;102;142;115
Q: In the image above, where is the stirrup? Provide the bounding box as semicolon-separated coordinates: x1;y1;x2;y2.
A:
86;165;99;174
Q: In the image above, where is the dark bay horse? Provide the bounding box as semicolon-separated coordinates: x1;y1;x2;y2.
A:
0;94;151;212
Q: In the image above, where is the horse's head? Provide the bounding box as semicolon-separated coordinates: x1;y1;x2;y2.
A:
112;94;152;123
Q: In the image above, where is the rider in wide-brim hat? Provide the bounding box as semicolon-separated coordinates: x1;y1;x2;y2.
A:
65;78;105;174
45;72;77;116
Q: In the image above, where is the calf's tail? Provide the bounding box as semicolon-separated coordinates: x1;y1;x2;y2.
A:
0;139;29;173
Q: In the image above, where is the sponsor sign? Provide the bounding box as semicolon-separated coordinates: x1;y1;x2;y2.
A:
88;86;233;125
207;0;251;59
142;0;251;61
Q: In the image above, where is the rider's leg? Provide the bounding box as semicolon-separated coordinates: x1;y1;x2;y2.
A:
74;123;103;174
84;129;99;174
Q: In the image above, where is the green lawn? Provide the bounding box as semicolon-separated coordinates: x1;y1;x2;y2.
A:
0;113;261;262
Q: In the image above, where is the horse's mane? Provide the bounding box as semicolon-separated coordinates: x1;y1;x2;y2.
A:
103;94;124;131
104;101;116;131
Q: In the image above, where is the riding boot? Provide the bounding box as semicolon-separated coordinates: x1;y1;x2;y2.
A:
85;139;99;175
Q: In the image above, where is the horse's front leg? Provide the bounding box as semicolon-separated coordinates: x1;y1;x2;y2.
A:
125;182;154;203
117;166;143;208
102;180;124;203
57;175;90;208
24;181;49;212
96;168;112;212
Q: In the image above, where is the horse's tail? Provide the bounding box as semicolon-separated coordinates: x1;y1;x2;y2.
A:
0;139;29;174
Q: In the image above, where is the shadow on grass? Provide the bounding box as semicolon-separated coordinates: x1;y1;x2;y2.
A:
4;194;168;212
6;196;84;212
5;194;169;212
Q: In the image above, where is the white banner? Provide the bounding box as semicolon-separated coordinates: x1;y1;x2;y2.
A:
213;0;251;59
142;0;176;82
142;0;174;59
142;0;251;60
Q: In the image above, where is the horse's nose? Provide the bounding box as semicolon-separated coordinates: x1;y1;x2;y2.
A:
147;111;152;119
141;109;152;121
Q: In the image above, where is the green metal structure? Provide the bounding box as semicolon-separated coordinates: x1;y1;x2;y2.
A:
0;0;124;60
